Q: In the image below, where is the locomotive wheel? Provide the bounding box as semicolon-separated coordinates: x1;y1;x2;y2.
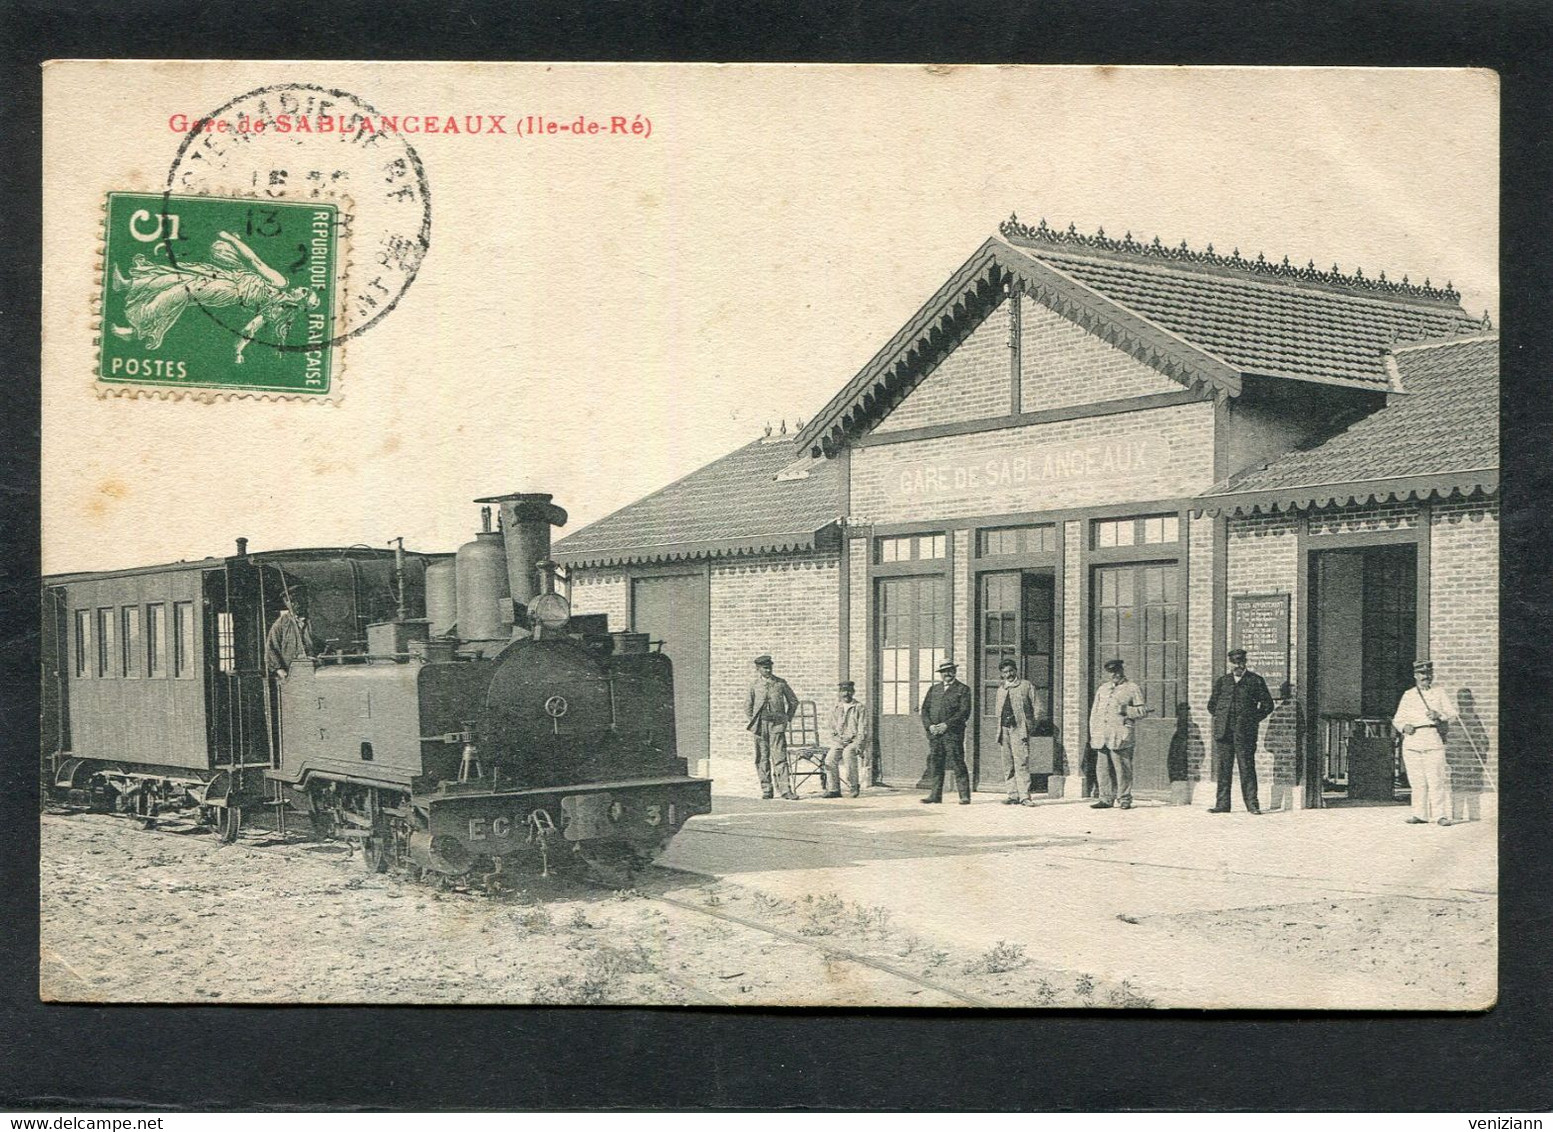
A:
213;805;242;844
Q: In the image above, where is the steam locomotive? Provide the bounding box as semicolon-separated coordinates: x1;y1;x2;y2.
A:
42;492;713;880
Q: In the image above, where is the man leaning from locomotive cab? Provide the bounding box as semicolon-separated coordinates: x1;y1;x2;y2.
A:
265;590;321;680
746;654;800;801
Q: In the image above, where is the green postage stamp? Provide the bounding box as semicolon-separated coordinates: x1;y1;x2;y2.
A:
97;192;340;397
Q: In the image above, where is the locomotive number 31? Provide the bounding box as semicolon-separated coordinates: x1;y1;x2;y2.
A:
644;803;679;827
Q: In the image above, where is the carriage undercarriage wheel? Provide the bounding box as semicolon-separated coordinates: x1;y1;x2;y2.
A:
362;825;390;873
213;805;242;843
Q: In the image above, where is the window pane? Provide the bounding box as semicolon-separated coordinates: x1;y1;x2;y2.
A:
147;604;165;677
1115;523;1136;547
216;611;236;674
173;601;195;678
121;607;141;677
75;611;90;679
97;608;114;677
1163;516;1180;543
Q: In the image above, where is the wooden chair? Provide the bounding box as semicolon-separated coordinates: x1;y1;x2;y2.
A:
787;699;829;794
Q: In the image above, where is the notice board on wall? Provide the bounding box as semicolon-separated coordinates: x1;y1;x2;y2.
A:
1231;593;1291;696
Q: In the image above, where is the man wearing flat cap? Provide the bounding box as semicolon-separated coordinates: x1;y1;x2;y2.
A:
822;680;871;799
1392;659;1458;827
1207;647;1276;814
746;654;801;800
920;661;973;804
1089;658;1151;809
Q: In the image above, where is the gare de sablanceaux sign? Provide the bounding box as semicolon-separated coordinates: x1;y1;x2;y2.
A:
894;436;1168;502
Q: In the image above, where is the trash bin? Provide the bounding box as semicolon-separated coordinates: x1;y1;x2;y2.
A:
1347;718;1398;802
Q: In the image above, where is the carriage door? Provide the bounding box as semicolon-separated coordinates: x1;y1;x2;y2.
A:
42;585;71;764
875;574;947;785
978;571;1056;790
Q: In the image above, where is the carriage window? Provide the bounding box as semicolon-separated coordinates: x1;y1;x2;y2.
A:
96;608;115;677
173;601;195;678
216;611;236;674
74;610;90;678
146;603;166;677
121;606;141;677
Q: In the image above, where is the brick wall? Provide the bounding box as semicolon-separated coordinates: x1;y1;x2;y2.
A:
852;400;1216;524
1308;502;1418;537
951;527;971;680
1185;513;1218;781
1020;297;1181;412
847;537;869;687
569;570;628;628
1061;519;1083;779
1430;499;1498;793
708;552;840;762
1224;512;1302;806
874;298;1011;433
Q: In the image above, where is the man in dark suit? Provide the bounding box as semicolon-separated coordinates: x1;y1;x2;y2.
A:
746;654;801;800
920;660;973;805
1206;647;1276;814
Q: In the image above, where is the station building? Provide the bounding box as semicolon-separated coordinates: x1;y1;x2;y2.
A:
554;218;1499;813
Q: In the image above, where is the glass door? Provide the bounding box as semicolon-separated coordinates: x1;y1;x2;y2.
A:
875;574;948;786
1092;562;1180;717
978;571;1055;787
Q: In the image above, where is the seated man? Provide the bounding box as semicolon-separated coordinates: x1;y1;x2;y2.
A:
822;681;870;799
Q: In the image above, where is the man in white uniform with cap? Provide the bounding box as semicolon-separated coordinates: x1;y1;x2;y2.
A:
1392;658;1458;826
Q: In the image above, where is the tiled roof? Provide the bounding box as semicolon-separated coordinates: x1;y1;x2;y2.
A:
1203;334;1498;512
1024;244;1482;388
797;218;1485;454
553;436;844;566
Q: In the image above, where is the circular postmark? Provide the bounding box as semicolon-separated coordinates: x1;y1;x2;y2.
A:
163;83;432;352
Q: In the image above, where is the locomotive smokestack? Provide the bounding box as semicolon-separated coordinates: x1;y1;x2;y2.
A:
235;537;248;557
473;492;568;609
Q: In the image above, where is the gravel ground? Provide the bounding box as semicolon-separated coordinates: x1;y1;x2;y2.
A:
1146;893;1496;1005
40;811;1156;1007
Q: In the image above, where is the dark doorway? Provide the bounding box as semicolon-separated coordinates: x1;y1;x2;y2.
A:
1309;544;1417;797
875;574;947;786
631;574;710;775
977;570;1056;790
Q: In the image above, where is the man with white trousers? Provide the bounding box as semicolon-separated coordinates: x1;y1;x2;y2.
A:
1392;658;1458;826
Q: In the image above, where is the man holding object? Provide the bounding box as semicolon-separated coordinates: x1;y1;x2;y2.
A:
1393;659;1458;827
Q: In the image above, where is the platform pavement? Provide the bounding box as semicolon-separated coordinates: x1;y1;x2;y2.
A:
661;766;1497;1009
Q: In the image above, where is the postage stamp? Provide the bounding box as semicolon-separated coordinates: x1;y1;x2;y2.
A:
97;192;341;396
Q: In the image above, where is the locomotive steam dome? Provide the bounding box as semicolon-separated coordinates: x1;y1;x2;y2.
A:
454;527;510;642
424;556;458;637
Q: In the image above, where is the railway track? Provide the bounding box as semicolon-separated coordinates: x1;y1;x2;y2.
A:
43;806;993;1007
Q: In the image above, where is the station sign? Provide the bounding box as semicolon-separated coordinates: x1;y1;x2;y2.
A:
891;435;1171;504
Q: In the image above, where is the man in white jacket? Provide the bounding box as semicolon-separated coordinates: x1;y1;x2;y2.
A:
1088;658;1150;810
1392;659;1458;826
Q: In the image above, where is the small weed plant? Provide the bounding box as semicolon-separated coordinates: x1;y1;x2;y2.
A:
963;941;1028;976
